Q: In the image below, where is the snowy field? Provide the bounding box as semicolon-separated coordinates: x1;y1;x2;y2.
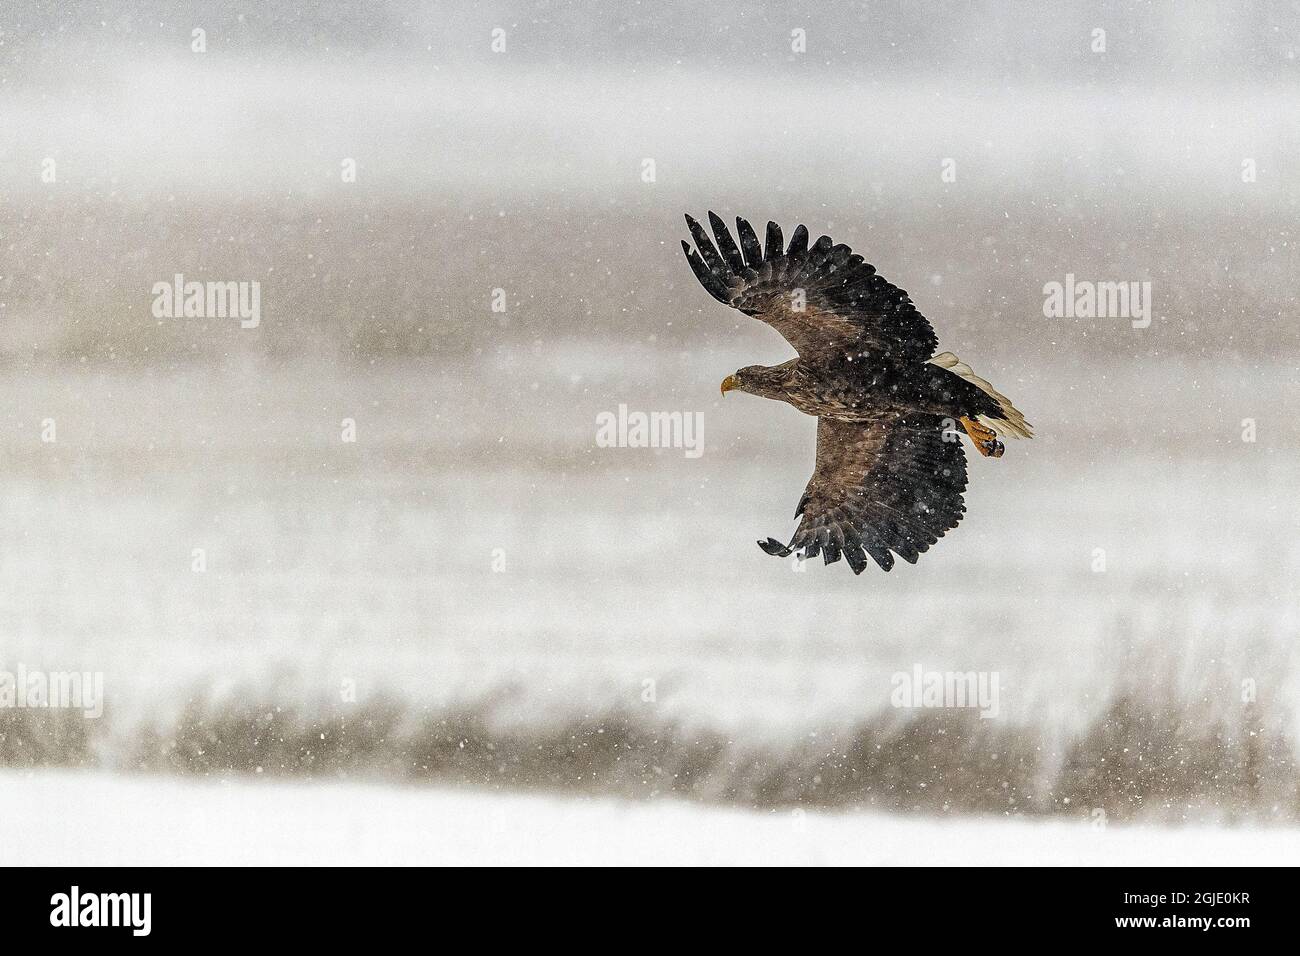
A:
1;354;1297;829
7;770;1298;866
3;5;1299;864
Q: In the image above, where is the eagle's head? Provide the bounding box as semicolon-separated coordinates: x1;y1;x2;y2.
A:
721;364;788;400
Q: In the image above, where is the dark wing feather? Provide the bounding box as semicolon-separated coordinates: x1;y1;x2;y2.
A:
786;223;809;259
764;221;784;262
734;217;764;269
681;212;938;364
758;414;967;573
680;240;728;304
707;211;747;273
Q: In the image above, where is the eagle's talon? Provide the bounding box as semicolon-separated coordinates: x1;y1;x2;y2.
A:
960;416;1004;458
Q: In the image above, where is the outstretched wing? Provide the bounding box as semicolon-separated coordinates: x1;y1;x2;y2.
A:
681;212;938;365
758;414;968;572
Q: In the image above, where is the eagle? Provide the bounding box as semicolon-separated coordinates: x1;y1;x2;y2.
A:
681;212;1032;573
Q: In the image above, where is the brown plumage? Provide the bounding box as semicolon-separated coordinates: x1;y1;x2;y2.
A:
682;212;1032;573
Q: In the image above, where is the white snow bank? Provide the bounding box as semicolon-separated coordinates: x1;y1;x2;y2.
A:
3;770;1295;866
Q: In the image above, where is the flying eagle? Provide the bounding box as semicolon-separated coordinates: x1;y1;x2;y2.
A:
681;212;1032;573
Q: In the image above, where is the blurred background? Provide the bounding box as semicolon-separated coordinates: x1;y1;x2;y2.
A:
2;1;1299;862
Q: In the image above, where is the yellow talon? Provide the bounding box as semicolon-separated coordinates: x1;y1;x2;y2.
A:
960;416;1004;458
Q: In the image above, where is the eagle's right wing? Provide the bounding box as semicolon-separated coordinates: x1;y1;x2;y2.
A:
681;212;938;365
758;414;968;572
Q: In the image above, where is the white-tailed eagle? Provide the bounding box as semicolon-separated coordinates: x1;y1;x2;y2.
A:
682;212;1032;573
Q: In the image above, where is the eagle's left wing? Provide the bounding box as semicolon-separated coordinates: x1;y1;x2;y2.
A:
758;414;968;572
681;212;938;365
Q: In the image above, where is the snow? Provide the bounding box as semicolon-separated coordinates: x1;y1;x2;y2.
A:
4;770;1296;866
4;7;1299;860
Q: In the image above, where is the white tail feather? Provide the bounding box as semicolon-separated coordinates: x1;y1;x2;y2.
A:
928;351;1033;439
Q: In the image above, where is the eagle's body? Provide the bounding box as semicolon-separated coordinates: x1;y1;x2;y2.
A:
681;212;1032;573
734;354;1002;422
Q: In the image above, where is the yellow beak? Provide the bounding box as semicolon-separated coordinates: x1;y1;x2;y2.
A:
720;374;739;396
